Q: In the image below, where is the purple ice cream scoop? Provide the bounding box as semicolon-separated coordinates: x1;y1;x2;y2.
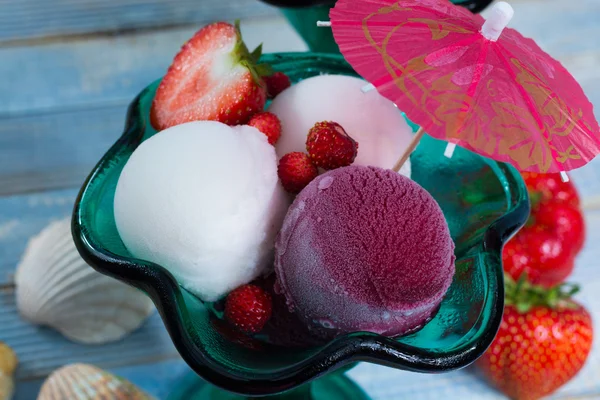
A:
274;165;455;338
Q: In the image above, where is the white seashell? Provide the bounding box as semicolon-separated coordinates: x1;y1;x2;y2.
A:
15;218;155;345
0;342;17;400
38;363;152;400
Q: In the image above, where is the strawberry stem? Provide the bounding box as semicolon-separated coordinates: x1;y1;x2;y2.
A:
250;44;263;63
505;273;580;313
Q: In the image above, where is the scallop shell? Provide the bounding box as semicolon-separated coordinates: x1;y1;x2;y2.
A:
38;363;151;400
0;342;17;400
0;374;13;400
15;218;155;344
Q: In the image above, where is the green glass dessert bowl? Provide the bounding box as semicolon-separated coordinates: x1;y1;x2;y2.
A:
71;52;529;399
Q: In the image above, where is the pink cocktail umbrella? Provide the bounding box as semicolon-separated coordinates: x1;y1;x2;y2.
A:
320;0;599;178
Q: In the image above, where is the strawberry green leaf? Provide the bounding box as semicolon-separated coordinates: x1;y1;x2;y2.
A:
255;63;274;77
250;44;263;63
505;272;581;313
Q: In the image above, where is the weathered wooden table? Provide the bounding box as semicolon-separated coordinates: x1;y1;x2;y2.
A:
1;0;599;398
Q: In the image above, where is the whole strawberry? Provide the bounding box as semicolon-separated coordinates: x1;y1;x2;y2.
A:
306;121;358;170
151;20;270;130
477;276;593;400
224;284;272;334
278;152;319;194
264;72;291;98
523;172;580;208
248;112;281;145
503;172;585;287
503;219;577;288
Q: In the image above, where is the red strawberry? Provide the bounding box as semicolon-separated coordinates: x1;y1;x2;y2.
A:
503;226;575;288
477;277;593;400
264;72;291;98
522;172;580;209
306;121;358;170
248;112;281;145
224;284;272;334
503;172;585;287
536;202;585;254
150;21;270;131
277;152;319;194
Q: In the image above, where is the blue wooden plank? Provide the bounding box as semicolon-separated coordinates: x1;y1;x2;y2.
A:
0;189;79;284
13;359;190;400
0;19;306;116
0;30;189;116
498;0;600;59
0;0;277;43
572;158;600;209
0;285;179;381
0;105;126;195
0;20;308;195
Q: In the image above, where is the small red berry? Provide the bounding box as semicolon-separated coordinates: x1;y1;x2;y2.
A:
224;284;272;334
306;121;358;170
278;152;319;194
264;72;291;98
248;112;282;145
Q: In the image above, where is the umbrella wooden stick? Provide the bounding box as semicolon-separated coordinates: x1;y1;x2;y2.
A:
393;127;425;172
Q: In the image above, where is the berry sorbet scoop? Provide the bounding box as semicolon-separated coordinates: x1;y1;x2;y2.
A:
274;165;456;338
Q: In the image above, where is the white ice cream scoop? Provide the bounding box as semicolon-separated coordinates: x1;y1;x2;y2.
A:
268;75;414;178
114;121;290;302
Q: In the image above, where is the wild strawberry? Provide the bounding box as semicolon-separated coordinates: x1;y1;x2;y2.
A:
306;121;358;170
248;112;281;145
477;276;593;400
277;152;319;194
150;20;271;131
224;284;272;334
264;72;291;98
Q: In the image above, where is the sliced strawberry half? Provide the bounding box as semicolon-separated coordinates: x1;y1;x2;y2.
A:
150;21;271;131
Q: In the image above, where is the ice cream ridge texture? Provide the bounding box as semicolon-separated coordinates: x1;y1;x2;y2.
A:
274;165;456;337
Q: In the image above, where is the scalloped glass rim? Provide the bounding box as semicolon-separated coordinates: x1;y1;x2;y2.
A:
72;52;529;396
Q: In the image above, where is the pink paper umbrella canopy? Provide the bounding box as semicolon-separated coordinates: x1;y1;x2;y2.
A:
329;0;600;173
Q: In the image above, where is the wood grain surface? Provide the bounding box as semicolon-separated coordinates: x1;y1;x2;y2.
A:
0;0;277;43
